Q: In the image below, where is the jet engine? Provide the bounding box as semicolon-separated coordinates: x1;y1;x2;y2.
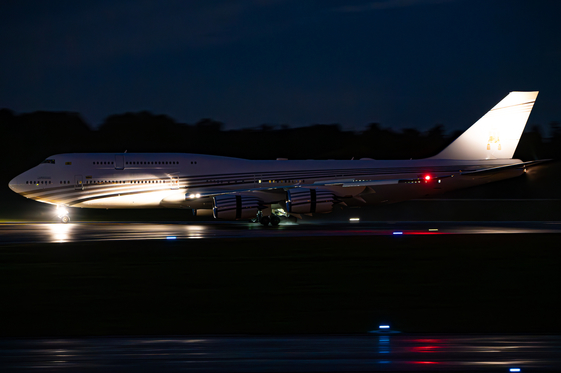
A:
213;194;263;220
286;188;335;214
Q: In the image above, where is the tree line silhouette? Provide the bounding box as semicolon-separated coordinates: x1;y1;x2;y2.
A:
1;108;559;183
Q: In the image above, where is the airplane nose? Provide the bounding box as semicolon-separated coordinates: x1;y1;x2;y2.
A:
8;176;18;193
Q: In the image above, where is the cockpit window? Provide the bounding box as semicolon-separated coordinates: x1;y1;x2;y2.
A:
41;159;55;164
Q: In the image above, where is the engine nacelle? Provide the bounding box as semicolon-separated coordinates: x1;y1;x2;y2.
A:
213;194;263;220
286;188;335;214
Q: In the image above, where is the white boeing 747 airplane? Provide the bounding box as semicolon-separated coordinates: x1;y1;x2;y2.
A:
9;91;541;225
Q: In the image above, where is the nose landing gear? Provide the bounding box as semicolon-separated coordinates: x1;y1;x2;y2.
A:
56;206;70;224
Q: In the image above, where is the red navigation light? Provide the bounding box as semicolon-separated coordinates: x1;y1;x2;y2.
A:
424;175;431;181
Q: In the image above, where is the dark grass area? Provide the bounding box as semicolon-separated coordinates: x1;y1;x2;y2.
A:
1;234;560;337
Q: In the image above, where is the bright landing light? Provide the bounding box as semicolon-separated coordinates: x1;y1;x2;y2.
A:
379;325;390;329
55;206;68;218
349;218;360;222
509;369;521;372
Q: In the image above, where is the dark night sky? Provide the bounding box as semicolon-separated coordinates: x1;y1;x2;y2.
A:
1;0;560;132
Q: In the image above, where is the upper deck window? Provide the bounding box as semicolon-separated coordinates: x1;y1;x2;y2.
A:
41;159;55;164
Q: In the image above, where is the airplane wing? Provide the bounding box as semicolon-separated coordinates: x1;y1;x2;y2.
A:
183;159;549;200
314;175;453;187
188;174;453;199
189;185;291;199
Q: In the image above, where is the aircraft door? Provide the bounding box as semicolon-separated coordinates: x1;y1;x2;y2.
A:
74;175;84;190
115;154;124;170
169;173;179;189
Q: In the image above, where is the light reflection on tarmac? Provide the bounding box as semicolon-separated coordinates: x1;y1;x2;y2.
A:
0;334;560;372
0;221;560;244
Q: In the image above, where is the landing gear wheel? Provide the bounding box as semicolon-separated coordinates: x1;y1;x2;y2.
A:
270;215;281;226
60;215;70;224
260;216;271;226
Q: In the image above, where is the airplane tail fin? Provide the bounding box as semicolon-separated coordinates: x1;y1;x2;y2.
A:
431;91;538;160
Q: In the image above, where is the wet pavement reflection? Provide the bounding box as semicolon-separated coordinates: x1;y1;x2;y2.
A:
0;221;560;244
1;335;560;371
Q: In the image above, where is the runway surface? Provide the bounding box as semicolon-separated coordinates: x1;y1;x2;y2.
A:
0;221;561;244
1;334;560;372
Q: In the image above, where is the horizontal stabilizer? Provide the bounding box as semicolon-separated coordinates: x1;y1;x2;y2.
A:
460;159;551;175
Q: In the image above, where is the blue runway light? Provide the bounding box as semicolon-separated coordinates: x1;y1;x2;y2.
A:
166;236;177;240
379;325;390;329
392;231;403;235
509;369;521;372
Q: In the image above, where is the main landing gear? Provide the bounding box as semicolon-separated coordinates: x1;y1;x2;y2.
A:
56;206;70;224
253;211;281;227
260;214;280;226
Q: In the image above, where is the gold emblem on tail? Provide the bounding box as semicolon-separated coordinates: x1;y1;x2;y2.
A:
487;130;501;150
